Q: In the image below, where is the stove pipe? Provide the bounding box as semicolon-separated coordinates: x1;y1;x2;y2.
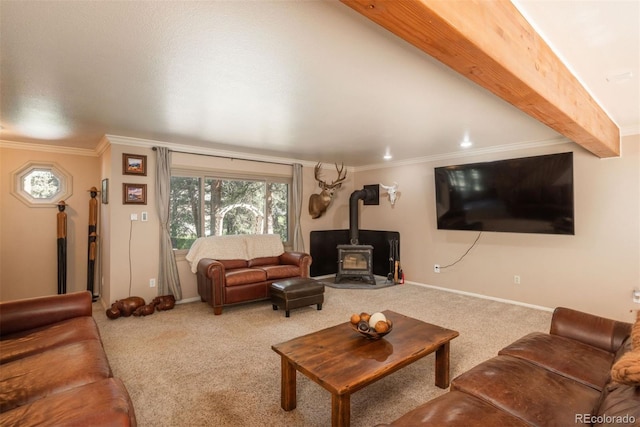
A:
349;187;378;245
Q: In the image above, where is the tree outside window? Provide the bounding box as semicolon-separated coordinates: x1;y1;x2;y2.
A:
170;175;290;250
24;169;61;199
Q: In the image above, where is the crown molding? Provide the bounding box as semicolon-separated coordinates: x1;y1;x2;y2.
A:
4;130;630;173
95;135;111;156
105;134;321;168
0;140;98;157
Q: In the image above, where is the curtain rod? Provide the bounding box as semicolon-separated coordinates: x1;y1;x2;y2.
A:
151;146;294;167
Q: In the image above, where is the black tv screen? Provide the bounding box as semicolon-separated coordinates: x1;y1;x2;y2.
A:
435;152;574;235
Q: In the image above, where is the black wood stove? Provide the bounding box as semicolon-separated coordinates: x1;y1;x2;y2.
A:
335;244;375;284
335;185;379;285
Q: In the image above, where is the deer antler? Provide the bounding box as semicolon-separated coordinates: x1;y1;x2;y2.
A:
314;162;325;188
327;163;347;188
309;162;347;219
314;162;347;189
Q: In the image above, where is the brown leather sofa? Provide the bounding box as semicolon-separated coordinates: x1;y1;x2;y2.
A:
0;291;136;426
380;307;639;426
197;251;311;315
188;234;312;315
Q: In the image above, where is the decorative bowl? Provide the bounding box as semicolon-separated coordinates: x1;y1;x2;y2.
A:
350;320;393;340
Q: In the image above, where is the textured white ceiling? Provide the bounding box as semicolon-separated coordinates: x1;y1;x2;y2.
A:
1;0;638;166
515;0;640;132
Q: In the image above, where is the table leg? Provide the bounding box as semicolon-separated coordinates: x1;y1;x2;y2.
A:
434;341;451;389
281;357;297;410
331;393;350;427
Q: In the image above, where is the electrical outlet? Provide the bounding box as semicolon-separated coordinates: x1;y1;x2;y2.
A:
514;275;521;285
633;289;640;303
434;264;440;273
149;278;156;288
130;213;138;221
141;211;148;222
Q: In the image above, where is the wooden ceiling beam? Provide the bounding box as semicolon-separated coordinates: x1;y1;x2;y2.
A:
340;0;620;157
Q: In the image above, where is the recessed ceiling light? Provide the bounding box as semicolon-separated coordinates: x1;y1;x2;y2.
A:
460;141;473;148
383;153;393;160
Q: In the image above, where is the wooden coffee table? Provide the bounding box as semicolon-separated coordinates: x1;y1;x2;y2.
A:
271;310;459;427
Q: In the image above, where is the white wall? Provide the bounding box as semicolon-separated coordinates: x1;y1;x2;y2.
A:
354;136;640;321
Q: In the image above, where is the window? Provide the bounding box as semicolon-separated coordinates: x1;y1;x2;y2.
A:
170;173;290;250
11;162;72;207
24;169;60;198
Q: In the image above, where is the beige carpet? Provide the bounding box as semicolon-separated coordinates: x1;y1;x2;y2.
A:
94;284;552;427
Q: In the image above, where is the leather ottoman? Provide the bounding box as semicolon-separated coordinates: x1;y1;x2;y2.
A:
270;278;324;317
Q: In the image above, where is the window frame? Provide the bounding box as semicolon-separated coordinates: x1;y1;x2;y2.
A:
11;161;73;207
170;168;292;254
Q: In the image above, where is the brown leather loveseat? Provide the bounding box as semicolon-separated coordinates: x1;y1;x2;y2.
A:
187;234;312;315
379;307;639;426
0;291;136;426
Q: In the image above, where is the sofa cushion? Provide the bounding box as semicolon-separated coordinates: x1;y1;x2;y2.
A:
594;382;640;426
225;268;267;287
387;390;530;426
0;340;112;411
248;256;280;267
260;264;301;280
0;317;101;364
499;332;614;390
550;307;631;354
0;378;136;427
452;355;601;426
218;259;248;270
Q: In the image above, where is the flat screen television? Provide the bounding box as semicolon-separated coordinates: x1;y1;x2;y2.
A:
434;152;574;235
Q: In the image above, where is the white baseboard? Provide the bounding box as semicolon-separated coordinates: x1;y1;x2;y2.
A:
405;280;554;312
175;278;552;312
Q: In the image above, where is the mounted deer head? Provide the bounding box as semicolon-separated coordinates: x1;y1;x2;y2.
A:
380;182;399;206
309;162;347;219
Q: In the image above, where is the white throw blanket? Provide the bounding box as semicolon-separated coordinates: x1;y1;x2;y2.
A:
185;234;284;273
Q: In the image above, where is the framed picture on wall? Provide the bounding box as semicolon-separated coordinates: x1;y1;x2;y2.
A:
122;153;147;176
101;178;109;204
123;183;147;205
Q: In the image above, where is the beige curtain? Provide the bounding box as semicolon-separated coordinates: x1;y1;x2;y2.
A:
155;147;182;300
292;163;305;252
